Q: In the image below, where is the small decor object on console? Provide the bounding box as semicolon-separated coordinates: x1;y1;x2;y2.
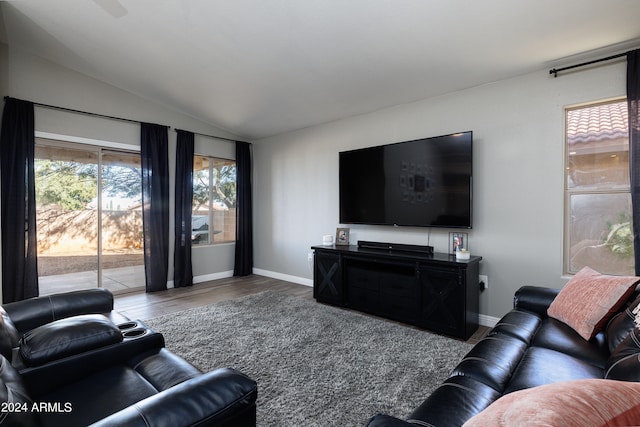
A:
456;249;471;260
449;232;468;254
336;228;350;245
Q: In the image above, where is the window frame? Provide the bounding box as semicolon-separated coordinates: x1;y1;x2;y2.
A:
563;97;632;276
191;153;237;247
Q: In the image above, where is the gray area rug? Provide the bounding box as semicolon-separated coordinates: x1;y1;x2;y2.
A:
144;291;472;427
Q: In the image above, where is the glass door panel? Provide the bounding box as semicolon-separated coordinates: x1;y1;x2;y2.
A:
100;151;145;293
35;143;99;294
35;140;145;295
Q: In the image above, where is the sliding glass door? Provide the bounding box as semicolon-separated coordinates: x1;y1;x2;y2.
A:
35;139;144;295
100;150;145;292
35;143;99;293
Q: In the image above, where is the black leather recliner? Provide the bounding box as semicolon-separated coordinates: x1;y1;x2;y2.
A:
0;289;258;427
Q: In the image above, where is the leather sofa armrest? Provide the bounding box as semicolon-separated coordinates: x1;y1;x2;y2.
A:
89;368;258;427
365;414;416;426
4;289;114;334
19;314;122;367
513;285;560;316
20;329;165;397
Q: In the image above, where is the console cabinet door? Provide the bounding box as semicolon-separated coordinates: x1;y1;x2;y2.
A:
313;251;343;304
419;266;465;338
345;263;380;313
377;264;420;323
345;260;419;322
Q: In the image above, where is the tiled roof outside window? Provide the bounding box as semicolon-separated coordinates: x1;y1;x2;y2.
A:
567;101;628;145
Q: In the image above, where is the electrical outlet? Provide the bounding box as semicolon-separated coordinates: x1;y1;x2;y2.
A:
307;252;314;272
479;274;488;289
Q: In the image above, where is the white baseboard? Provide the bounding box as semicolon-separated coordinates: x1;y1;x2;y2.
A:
479;313;499;328
194;270;235;284
164;270;234;289
252;268;313;287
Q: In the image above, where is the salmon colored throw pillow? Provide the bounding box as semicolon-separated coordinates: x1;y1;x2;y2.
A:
462;379;640;427
547;266;639;341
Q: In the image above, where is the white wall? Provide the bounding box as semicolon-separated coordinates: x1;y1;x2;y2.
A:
3;46;241;291
254;60;627;319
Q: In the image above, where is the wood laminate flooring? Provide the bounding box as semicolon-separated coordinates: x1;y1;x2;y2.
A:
114;274;489;344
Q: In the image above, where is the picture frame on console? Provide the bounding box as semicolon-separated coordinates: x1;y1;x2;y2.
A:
449;232;468;254
336;228;350;245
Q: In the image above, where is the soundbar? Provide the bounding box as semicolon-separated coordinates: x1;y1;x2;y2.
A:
357;240;434;255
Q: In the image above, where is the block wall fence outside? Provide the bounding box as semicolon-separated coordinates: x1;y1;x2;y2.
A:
213;208;236;243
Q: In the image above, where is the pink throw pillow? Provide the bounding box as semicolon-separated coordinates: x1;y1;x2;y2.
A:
463;379;640;427
547;266;639;340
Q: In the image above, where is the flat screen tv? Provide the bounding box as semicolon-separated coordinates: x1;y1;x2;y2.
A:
339;131;472;228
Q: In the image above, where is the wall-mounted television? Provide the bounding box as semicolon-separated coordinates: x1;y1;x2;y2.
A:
339;131;472;228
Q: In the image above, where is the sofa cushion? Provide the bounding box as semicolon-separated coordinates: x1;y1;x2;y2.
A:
409;375;502;427
462;379;640;427
449;334;527;392
487;309;542;345
531;317;609;369
39;364;158;427
4;288;114;334
504;347;603;393
19;314;123;367
547;266;639;340
131;348;201;391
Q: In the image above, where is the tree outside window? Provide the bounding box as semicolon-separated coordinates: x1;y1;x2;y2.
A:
192;155;236;245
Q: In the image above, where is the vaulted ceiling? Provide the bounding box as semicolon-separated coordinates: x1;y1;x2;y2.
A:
2;1;640;140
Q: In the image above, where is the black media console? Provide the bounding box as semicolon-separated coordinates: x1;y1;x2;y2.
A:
311;241;482;340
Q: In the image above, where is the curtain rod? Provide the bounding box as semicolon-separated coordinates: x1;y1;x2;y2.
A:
3;96;143;124
4;96;249;143
174;128;246;144
549;51;630;77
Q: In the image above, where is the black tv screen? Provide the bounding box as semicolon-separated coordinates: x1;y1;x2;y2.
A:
339;131;472;228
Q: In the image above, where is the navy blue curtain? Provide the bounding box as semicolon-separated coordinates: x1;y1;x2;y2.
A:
234;141;253;276
141;123;170;292
174;130;194;287
629;49;640;275
0;98;39;302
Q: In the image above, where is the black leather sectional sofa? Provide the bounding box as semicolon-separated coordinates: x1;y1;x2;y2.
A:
0;289;257;427
366;285;640;426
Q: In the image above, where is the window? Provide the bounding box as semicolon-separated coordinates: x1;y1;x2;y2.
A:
564;99;634;275
192;155;236;245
